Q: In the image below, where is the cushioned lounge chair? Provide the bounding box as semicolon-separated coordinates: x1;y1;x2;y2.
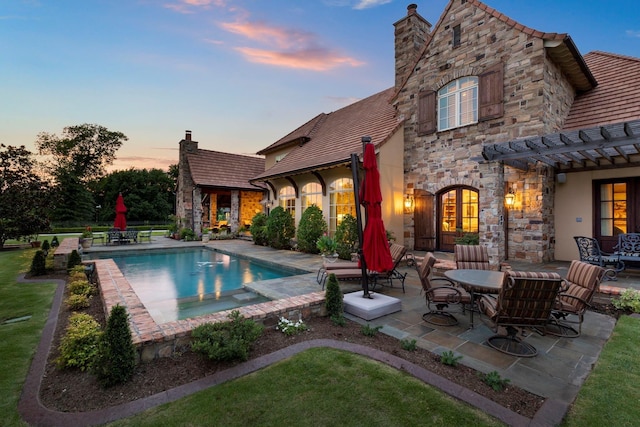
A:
478;270;563;357
320;243;408;293
418;253;471;326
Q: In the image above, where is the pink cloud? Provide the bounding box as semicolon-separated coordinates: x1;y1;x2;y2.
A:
220;20;364;71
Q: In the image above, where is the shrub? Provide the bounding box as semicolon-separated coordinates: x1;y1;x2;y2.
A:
66;249;82;271
265;206;295;250
324;273;344;325
93;304;137;387
41;239;51;253
65;293;91;310
191;310;264;362
68;279;94;297
30;250;47;276
51;236;60;247
481;370;510;391
612;288;640;313
335;214;359;260
180;228;196;241
250;212;268;246
440;350;463;367
56;313;102;371
361;324;382;337
401;339;417;351
296;205;327;254
454;231;479;245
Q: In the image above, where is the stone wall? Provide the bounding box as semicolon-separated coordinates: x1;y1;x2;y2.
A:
394;3;575;263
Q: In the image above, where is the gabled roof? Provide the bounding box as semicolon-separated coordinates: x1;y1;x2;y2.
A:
392;0;596;102
252;87;401;181
563;52;640;130
257;114;327;155
187;150;265;191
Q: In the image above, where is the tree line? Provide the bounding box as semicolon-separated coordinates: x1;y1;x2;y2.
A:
0;124;177;248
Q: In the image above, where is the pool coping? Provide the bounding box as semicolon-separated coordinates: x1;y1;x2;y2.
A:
91;250;327;361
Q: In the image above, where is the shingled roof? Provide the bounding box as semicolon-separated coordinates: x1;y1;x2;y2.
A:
187;150;265;191
563;51;640;130
252;87;401;181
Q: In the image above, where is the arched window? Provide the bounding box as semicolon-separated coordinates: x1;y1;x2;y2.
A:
438;76;478;131
301;183;322;214
329;178;355;235
278;186;296;217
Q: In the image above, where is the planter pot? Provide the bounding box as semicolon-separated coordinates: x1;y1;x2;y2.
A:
80;238;92;249
30;241;42;248
202;234;210;243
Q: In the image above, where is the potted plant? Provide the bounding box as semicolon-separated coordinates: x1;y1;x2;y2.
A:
80;227;93;249
201;227;210;243
316;234;338;262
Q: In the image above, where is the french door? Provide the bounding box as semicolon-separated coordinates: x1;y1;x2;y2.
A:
437;187;479;252
595;178;640;252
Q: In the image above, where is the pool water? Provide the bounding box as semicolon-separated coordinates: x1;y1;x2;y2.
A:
89;248;296;323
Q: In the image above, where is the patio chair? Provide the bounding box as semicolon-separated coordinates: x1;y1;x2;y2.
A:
138;228;153;243
478;270;563;357
454;244;491;270
547;260;605;337
106;228;122;245
418;253;472;326
573;236;623;280
320;243;408;292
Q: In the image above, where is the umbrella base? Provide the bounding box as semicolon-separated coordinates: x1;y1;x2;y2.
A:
343;291;401;321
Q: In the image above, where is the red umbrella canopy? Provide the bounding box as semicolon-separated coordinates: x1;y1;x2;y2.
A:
360;143;393;273
113;193;127;230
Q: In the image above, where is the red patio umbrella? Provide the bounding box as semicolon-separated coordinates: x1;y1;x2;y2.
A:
113;193;127;230
360;143;394;274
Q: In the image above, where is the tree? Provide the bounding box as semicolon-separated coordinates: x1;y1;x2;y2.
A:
36;123;128;182
89;168;174;223
0;144;52;248
36;124;127;223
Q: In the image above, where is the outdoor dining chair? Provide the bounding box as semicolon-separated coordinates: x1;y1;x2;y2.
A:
573;236;623;280
547;260;605;337
418;253;471;326
454;244;491;270
478;270;563;357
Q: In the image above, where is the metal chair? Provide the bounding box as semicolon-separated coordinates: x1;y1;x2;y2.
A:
573;236;623;280
478;270;563;357
547;260;605;337
418;253;471;326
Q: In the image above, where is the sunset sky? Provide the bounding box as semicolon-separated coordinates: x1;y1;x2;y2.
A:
2;0;639;172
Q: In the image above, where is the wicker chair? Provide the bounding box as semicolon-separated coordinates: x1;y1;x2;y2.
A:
547;260;605;337
418;253;471;326
478;270;563;357
454;244;491;270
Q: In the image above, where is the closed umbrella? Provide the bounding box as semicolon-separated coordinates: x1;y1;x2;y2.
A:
113;193;127;230
360;143;393;274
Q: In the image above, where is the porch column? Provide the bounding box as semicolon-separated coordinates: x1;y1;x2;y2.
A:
230;190;240;232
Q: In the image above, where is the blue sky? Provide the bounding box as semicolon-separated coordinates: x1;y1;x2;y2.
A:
2;0;639;171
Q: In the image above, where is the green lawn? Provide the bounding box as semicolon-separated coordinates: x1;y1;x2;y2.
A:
0;249;57;427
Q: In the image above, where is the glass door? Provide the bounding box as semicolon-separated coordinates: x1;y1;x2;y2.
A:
438;187;479;251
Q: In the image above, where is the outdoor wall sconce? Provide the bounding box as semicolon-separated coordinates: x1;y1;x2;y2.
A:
404;194;414;212
504;188;516;207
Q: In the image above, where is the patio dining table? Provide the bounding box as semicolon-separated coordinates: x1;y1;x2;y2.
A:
444;269;505;328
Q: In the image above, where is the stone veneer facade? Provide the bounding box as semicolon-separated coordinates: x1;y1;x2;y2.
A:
394;3;576;264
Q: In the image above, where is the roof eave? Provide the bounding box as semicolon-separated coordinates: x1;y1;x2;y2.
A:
544;36;598;92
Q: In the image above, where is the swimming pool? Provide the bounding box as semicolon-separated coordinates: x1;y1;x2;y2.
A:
89;248;297;323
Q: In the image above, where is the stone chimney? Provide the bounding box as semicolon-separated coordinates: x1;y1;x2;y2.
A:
177;130;198;230
394;4;432;90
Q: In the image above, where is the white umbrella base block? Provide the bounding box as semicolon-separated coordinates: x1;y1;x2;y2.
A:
343;291;401;321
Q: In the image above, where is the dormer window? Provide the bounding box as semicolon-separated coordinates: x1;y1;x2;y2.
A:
275;152;288;163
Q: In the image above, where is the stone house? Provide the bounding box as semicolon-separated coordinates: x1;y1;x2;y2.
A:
176;131;266;235
393;1;640;265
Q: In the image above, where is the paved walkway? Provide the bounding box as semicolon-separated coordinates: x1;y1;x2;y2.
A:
19;237;640;426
